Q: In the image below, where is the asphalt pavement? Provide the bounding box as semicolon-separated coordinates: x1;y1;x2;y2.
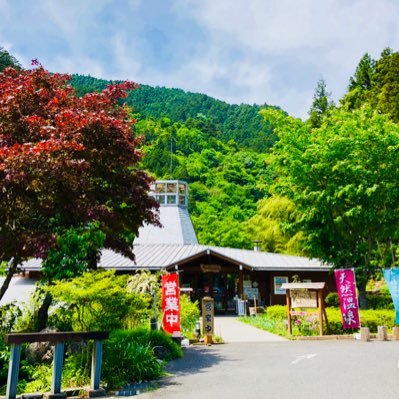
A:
141;340;399;399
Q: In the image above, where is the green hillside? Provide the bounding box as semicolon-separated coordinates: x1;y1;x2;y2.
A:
71;74;278;152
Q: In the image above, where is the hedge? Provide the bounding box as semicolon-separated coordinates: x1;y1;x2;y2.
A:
256;305;397;336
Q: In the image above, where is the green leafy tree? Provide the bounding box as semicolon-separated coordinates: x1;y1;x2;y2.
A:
0;63;159;301
348;53;375;91
35;224;106;331
369;48;399;122
46;270;150;331
0;47;20;71
308;78;333;128
342;48;399;122
245;196;305;255
265;107;399;308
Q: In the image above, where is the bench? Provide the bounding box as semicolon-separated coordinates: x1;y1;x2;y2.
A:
5;331;109;399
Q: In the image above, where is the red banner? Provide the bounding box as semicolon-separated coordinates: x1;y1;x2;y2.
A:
162;274;181;335
334;269;360;329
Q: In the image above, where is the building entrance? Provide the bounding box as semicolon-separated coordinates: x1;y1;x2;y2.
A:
182;272;238;314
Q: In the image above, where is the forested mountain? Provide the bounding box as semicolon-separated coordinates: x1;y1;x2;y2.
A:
71;75;278;152
70;74;278;248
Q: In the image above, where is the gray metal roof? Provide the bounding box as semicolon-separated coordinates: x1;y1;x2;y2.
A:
0;276;38;305
134;206;198;245
21;244;330;272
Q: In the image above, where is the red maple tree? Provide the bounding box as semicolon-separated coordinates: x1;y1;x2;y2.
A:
0;63;159;298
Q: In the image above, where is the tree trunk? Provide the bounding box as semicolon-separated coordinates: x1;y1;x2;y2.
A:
358;278;368;309
37;292;53;331
87;249;98;270
0;258;19;302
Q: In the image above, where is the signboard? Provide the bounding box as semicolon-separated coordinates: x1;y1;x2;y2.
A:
291;289;317;308
383;268;399;324
274;276;288;295
334;269;360;329
162;274;181;335
200;264;221;273
244;287;259;300
202;297;214;336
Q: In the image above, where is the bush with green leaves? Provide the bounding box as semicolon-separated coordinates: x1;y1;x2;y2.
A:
102;329;182;388
243;305;396;336
46;270;150;331
265;305;287;320
180;295;200;337
325;292;339;307
109;329;182;361
326;307;395;334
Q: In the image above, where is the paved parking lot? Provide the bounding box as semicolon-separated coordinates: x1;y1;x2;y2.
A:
141;340;399;399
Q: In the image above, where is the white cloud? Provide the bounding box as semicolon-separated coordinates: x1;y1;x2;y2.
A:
171;0;399;117
2;0;399;119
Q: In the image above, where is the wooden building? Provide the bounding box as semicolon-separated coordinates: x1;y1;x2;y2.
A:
22;180;335;313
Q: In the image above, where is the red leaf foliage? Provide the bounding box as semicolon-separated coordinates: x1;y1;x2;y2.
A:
0;65;158;261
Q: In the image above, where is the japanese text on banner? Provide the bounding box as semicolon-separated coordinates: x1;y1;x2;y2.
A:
383;268;399;324
334;269;360;329
162;274;181;335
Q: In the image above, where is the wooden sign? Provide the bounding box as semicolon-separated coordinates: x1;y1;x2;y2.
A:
202;297;214;342
200;264;221;273
280;282;328;336
291;289;317;308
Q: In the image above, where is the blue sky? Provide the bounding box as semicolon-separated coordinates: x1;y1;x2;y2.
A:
1;0;399;118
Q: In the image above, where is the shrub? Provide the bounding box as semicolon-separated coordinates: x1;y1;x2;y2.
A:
0;335;9;388
103;330;168;388
180;295;200;337
366;293;393;310
326;308;395;334
109;329;182;361
244;305;397;336
325;292;339;307
266;305;287;320
47;270;150;331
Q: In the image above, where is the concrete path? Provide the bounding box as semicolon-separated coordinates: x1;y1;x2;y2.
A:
214;316;287;342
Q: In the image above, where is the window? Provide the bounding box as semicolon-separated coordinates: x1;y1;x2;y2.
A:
179;195;186;205
155;195;165;204
167;183;177;193
167;195;177;204
274;276;288;295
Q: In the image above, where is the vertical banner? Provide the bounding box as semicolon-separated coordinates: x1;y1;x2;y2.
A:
383;268;399;324
162;274;181;335
334;269;360;329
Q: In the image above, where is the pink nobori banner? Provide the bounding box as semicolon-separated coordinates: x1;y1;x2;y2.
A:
334;269;360;329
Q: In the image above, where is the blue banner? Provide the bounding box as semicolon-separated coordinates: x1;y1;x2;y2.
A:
383;268;399;324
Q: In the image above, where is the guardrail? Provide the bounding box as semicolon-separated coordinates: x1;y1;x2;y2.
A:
5;331;109;399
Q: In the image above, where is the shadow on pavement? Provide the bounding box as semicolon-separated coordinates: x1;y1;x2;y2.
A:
156;345;228;388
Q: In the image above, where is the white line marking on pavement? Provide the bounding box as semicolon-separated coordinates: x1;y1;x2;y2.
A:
291;354;317;365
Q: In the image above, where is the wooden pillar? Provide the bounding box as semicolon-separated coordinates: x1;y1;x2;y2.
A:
6;344;21;399
286;290;292;335
51;342;64;394
318;290;324;336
